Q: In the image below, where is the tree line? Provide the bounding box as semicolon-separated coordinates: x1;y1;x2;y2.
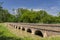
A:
0;6;60;24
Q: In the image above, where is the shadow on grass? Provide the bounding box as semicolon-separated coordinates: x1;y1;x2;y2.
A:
0;32;22;40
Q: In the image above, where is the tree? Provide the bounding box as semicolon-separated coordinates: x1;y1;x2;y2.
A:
57;12;60;17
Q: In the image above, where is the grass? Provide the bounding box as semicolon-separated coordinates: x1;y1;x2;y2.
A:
0;23;60;40
0;24;22;40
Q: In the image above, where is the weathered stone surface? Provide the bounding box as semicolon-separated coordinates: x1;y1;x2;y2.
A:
8;23;60;37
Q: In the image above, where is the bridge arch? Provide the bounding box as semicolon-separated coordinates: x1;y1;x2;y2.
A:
27;28;32;33
22;27;25;31
34;30;43;37
18;27;20;29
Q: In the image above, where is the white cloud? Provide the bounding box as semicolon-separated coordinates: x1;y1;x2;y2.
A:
19;7;43;11
50;6;59;10
28;8;44;11
45;6;60;16
33;9;43;11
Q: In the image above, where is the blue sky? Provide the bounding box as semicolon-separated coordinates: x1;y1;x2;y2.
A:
0;0;60;16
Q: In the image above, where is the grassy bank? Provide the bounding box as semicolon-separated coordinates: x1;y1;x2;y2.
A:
0;24;22;40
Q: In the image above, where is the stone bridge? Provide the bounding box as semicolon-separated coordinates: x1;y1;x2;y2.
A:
7;23;60;37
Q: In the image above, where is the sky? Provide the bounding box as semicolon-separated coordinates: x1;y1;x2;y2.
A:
0;0;60;16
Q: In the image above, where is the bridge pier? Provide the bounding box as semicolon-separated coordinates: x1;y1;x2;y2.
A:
25;28;28;32
14;25;17;29
21;27;25;31
31;29;36;34
43;31;47;37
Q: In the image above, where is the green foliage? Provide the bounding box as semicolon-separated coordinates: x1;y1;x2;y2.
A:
0;6;16;22
0;24;22;40
16;8;60;23
0;6;60;23
6;14;16;22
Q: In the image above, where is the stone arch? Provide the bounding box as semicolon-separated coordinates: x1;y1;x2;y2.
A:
35;30;43;37
27;28;32;33
18;27;20;29
22;27;25;31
